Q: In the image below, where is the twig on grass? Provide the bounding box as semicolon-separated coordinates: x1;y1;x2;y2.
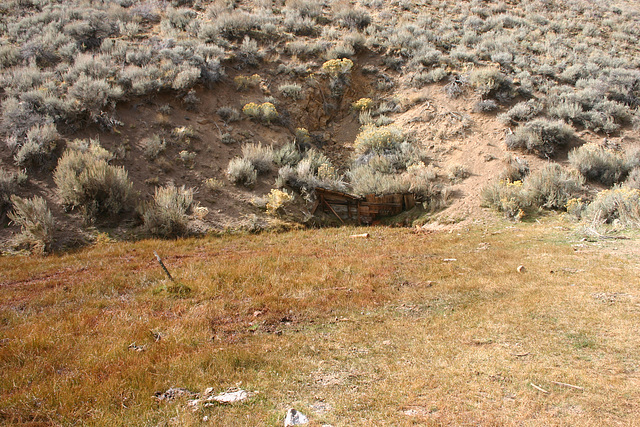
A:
551;381;584;391
530;382;549;394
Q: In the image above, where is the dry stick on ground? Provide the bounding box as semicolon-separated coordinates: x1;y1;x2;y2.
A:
530;382;549;394
154;251;175;282
551;381;584;391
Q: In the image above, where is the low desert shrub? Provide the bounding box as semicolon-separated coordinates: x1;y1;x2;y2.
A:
274;141;302;167
320;58;353;76
506;119;575;158
353;125;405;155
279;83;303;99
482;164;584;219
142;134;166;160
227;157;257;187
349;165;408;196
54;140;133;220
242;102;279;124
473;99;499;112
352;98;374;111
241;142;274;173
481;179;529;220
141;184;194;237
585;186;640;226
499;155;530;182
624;167;640;189
568;143;630;185
217;107;241;123
498;99;544;125
8;195;54;254
265;189;293;216
234;74;261;91
14;123;59;168
526;163;585;209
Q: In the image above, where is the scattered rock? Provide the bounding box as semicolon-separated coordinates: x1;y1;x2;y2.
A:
187;387;256;410
284;408;309;426
207;388;252;404
517;265;526;273
154;387;196;402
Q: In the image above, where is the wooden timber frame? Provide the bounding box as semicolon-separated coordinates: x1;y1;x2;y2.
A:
312;188;416;224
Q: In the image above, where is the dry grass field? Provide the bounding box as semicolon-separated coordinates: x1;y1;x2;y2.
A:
2;216;639;425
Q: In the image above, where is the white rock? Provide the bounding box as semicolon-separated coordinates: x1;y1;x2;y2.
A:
209;389;250;404
284;408;309;426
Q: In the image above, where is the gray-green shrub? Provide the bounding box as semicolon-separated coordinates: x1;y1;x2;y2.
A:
8;195;54;254
54;140;133;220
141;185;194;237
568;143;630;185
227;157;257;187
506;119;575;158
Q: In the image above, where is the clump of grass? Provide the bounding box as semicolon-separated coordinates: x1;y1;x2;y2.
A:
141;184;194;237
204;177;224;192
506;119;575;158
171;126;196;142
54;140;133;221
568;143;630;186
8;195;54;254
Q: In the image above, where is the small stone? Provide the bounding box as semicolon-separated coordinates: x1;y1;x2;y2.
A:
284;408;309;426
517;265;526;273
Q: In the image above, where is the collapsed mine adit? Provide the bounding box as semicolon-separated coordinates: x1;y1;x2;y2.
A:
312;188;416;225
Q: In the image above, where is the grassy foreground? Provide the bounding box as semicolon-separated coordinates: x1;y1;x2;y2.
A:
1;219;639;426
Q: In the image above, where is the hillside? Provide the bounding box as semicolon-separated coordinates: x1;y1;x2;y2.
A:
1;0;640;251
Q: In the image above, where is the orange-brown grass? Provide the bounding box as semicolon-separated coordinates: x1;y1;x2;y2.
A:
1;219;639;425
